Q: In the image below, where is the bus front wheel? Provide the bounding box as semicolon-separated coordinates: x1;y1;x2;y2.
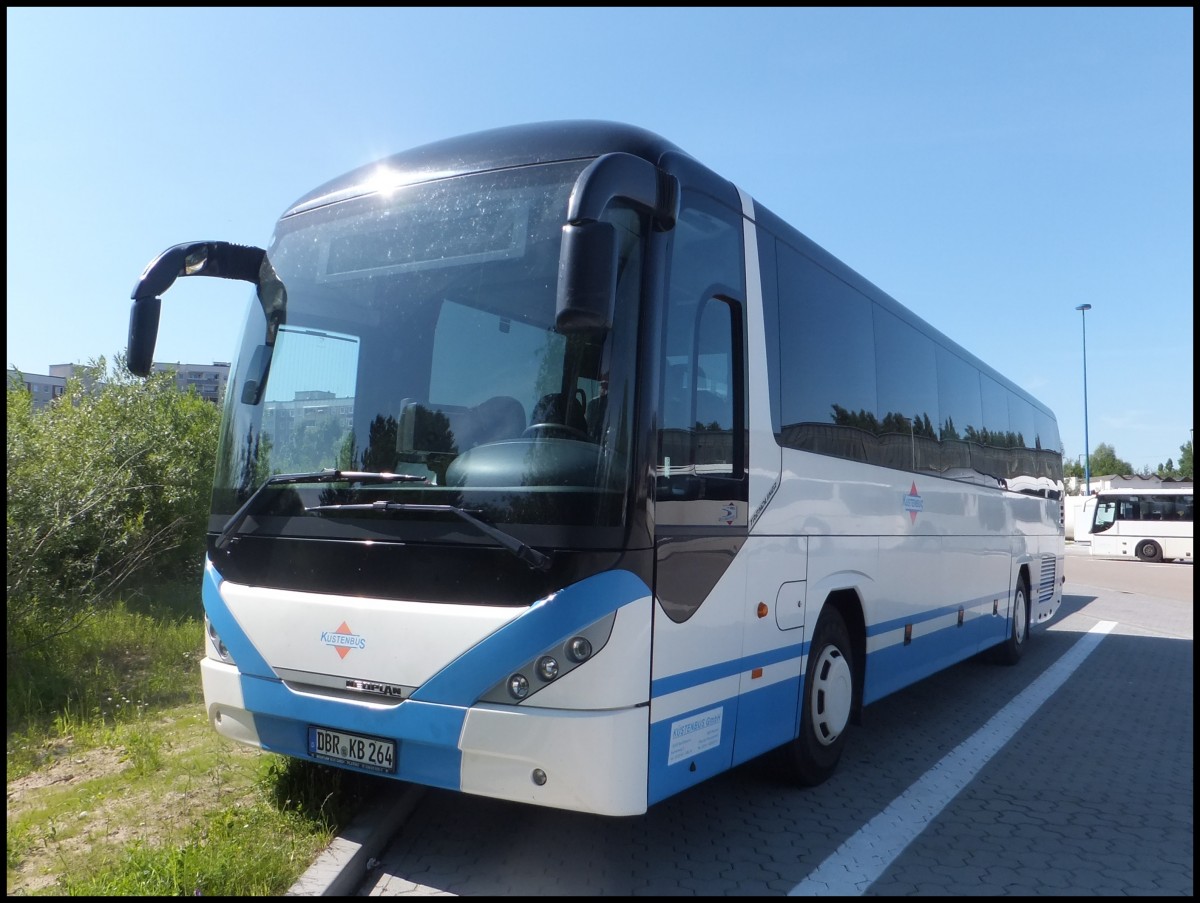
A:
782;607;855;787
1136;540;1163;562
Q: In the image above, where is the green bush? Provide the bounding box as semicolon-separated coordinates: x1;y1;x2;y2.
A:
6;356;220;673
6;357;373;896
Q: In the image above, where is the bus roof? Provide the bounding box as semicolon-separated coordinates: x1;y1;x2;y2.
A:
1093;486;1193;495
282;120;686;219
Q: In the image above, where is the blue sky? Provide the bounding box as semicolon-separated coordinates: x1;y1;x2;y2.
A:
6;7;1193;472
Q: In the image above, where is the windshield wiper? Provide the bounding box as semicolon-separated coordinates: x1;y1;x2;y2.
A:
305;501;553;572
215;469;428;552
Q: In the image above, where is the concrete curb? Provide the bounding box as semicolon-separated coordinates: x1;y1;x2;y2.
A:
286;783;427;896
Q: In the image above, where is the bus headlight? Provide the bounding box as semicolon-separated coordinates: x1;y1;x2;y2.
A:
536;656;560;681
567;636;592;662
478;611;616;705
205;616;236;665
507;673;530;699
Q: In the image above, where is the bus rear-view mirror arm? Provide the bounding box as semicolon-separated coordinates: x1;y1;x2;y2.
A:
127;242;287;397
555;153;679;334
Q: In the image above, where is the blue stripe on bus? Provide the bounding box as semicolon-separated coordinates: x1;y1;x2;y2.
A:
243;689;466;790
864;614;1005;703
412;568;651;706
731;672;803;765
203;564;651;789
649;590;1006;702
651;640;806;699
865;593;1001;637
202;564;271;675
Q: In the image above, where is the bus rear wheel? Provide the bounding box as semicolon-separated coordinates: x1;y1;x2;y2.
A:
782;607;854;786
991;576;1029;666
1136;540;1163;562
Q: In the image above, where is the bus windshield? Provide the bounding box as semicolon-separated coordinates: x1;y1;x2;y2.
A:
211;159;645;541
1091;498;1118;532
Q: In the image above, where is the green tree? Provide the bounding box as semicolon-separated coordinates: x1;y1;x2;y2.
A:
1155;439;1193;480
1084;443;1133;478
1064;443;1137;483
7;356;220;658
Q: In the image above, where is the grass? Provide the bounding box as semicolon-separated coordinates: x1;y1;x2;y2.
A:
6;588;386;896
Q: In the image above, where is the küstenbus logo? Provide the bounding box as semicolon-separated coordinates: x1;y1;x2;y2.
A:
321;621;366;659
904;482;924;524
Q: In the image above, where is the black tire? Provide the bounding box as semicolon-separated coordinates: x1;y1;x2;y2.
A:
781;607;855;786
992;576;1029;666
1135;540;1163;563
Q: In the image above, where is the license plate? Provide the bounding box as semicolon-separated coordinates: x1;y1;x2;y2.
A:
307;725;396;774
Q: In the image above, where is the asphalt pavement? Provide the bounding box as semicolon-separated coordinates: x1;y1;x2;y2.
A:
286;544;1192;896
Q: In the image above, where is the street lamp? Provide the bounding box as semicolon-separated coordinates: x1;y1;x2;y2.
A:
1075;303;1092;494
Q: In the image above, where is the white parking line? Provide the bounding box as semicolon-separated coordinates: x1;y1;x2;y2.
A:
789;621;1118;896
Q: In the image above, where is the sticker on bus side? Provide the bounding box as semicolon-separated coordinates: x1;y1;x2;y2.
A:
667;707;723;765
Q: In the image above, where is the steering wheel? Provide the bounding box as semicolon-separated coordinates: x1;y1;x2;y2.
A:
522;422;590;441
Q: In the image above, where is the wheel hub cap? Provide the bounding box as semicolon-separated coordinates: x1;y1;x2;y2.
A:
811;647;852;746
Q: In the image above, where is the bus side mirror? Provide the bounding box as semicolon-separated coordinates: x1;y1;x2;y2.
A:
239;344;273;406
555;221;616;334
127;296;162;377
553;152;678;336
126;240;284;395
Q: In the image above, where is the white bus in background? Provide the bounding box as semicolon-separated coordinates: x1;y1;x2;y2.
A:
1082;488;1194;562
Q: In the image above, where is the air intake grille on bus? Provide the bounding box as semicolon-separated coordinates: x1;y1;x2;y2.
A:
1037;556;1058;605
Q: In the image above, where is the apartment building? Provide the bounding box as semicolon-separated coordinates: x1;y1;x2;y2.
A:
6;369;66;410
9;361;231;409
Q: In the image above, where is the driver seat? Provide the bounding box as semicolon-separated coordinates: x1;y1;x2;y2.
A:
460;395;527;449
530;392;587;435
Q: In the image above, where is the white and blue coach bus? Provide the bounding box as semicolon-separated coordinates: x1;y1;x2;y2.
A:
126;121;1065;816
